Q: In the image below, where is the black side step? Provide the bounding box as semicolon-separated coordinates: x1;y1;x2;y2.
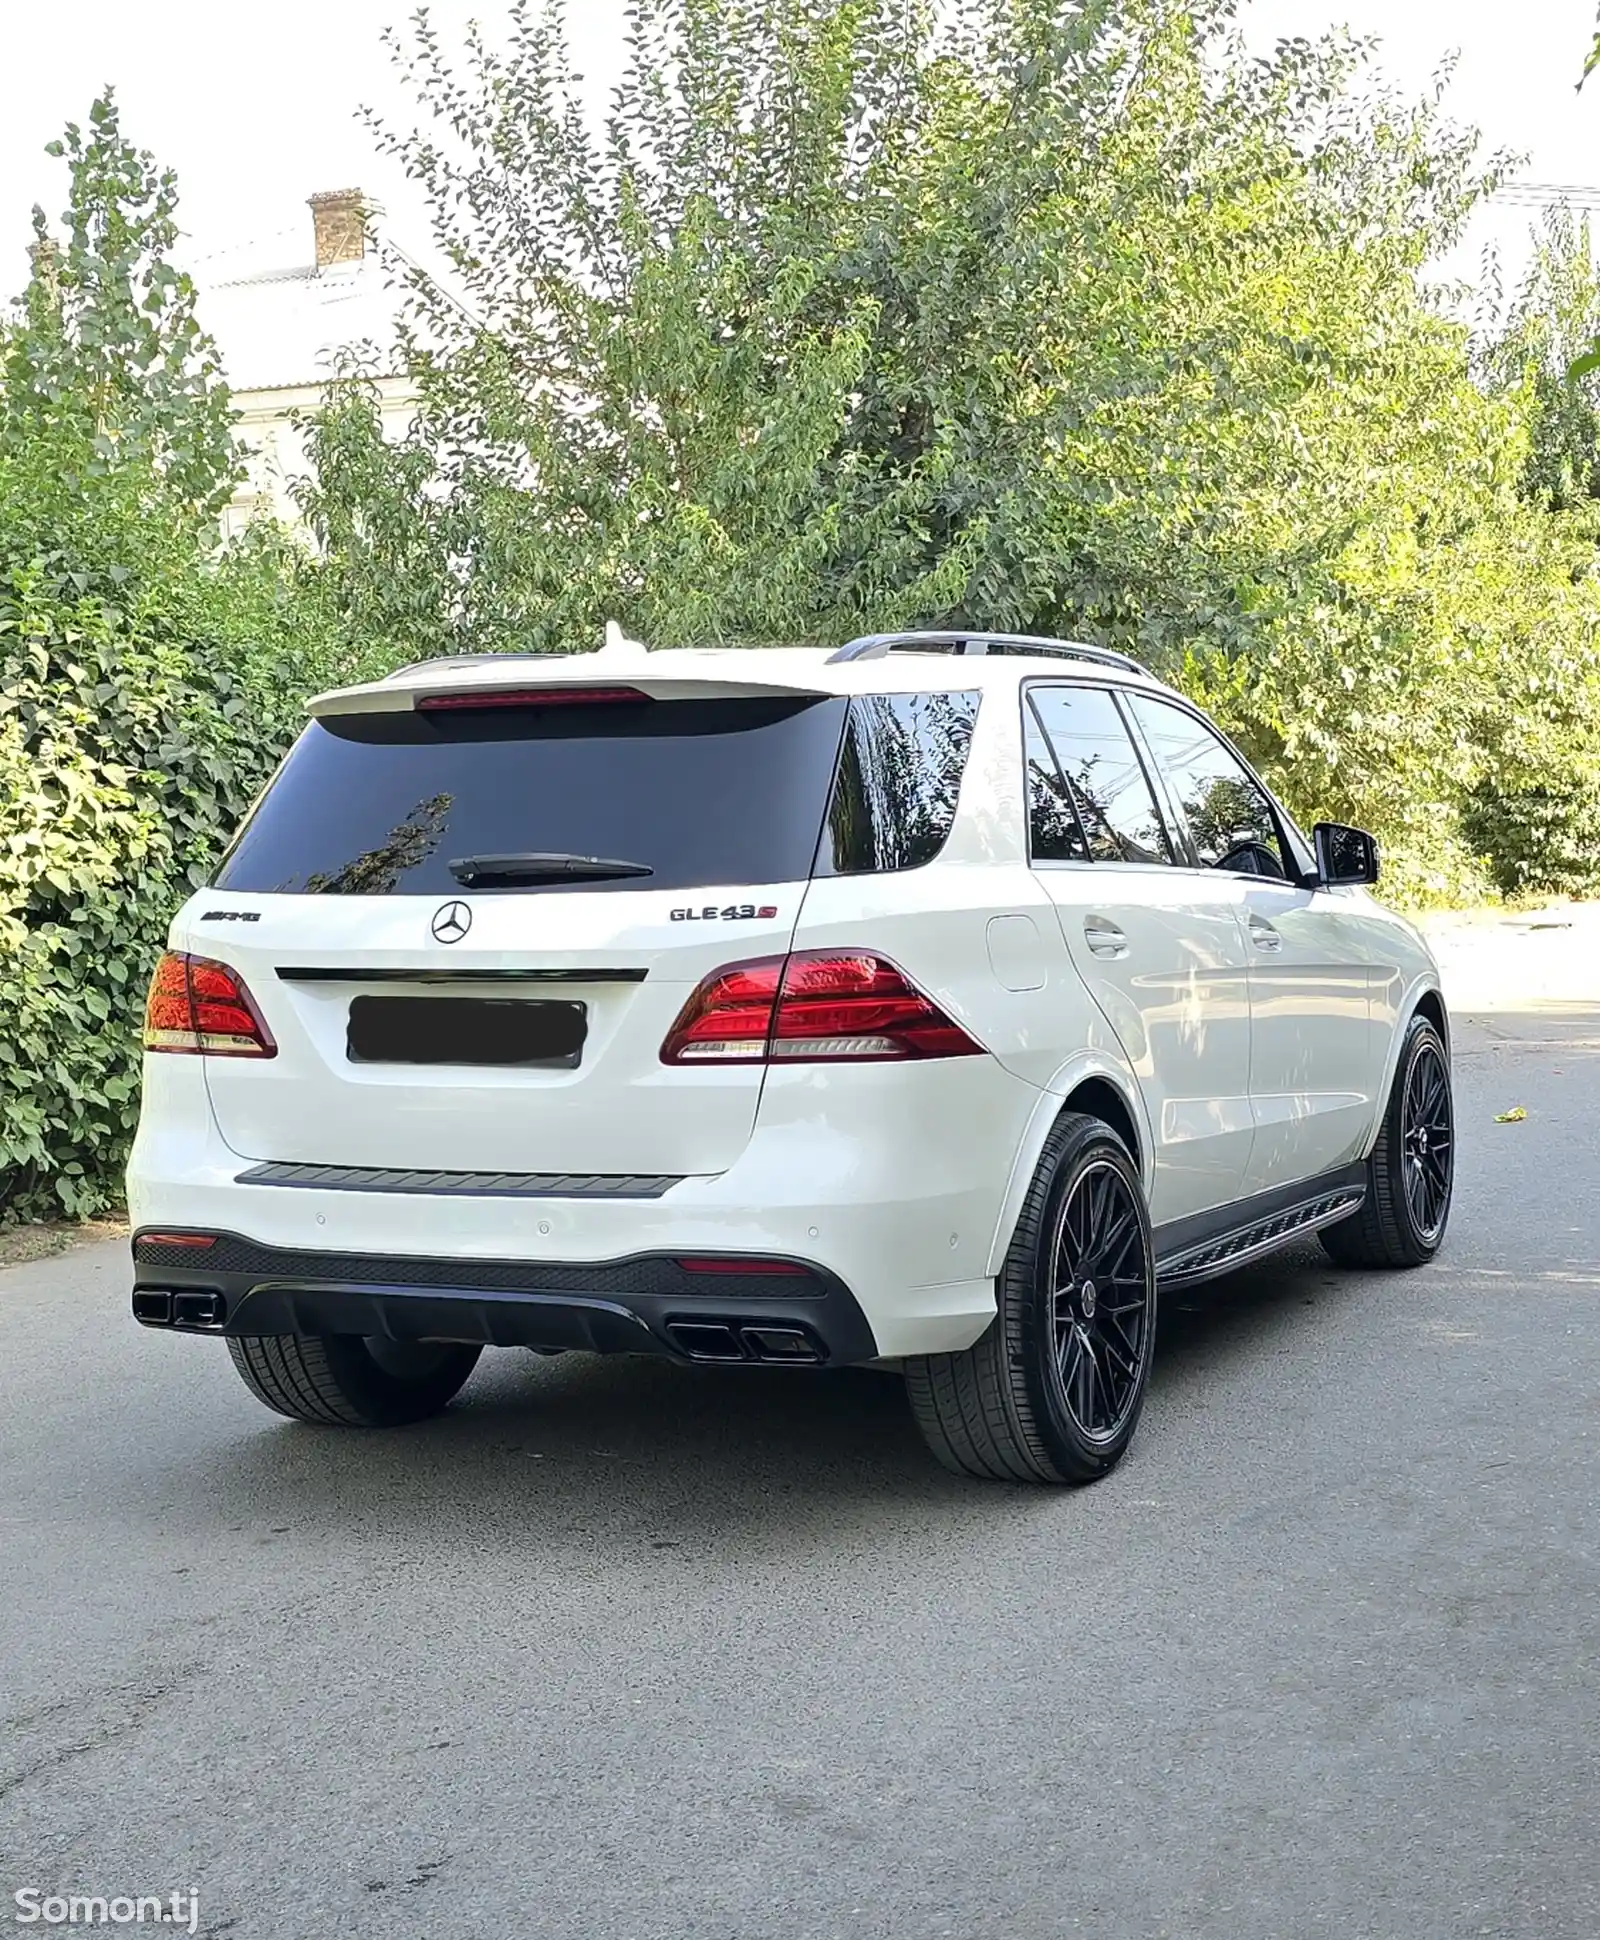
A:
1156;1184;1365;1291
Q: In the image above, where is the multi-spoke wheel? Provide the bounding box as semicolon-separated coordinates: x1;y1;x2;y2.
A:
1321;1010;1454;1269
1399;1036;1453;1245
906;1112;1157;1483
1049;1158;1151;1445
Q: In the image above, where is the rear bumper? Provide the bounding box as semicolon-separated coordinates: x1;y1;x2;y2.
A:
127;1057;1039;1356
130;1231;877;1366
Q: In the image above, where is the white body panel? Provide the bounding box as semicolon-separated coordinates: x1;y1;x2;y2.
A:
1031;864;1255;1224
129;1052;1034;1358
128;642;1446;1363
188;884;806;1176
1235;878;1389;1190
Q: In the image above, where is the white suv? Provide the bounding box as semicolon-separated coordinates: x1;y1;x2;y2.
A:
127;631;1454;1483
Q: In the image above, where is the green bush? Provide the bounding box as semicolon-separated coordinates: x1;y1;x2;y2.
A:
0;96;342;1218
1461;657;1600;898
1463;774;1600;899
0;457;338;1217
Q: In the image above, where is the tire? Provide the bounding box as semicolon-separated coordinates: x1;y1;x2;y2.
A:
905;1113;1157;1484
1320;1012;1454;1269
226;1334;482;1427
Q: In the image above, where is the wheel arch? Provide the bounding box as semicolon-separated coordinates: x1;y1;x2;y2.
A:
1363;976;1450;1158
984;1056;1151;1277
1411;984;1450;1056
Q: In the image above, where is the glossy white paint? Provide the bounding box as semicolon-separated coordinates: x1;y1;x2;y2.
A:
128;643;1446;1361
1235;878;1388;1190
1032;864;1256;1224
129;1050;1036;1359
191;883;808;1176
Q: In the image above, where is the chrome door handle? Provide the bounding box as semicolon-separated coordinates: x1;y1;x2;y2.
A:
1084;918;1128;959
1248;915;1283;952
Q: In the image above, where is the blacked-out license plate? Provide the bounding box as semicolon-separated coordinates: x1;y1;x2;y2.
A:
346;996;587;1068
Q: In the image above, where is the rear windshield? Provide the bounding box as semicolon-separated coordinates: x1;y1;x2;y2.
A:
214;695;850;896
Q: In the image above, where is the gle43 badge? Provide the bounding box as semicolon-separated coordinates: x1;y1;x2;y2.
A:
671;903;780;922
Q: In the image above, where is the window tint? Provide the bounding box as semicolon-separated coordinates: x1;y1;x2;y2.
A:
816;691;979;875
214;695;849;895
1126;696;1288;878
1024;703;1089;861
1026;686;1173;866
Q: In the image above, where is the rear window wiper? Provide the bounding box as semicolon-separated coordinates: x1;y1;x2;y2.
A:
447;851;655;887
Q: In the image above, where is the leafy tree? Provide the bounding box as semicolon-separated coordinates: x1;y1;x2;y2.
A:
1472;211;1600;895
6;92;238;519
1;95;342;1218
1480;210;1600;514
299;0;1600;899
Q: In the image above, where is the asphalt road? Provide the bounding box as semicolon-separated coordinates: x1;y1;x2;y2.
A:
3;1007;1598;1940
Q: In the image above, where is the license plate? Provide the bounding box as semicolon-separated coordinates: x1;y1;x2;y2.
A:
346;996;587;1068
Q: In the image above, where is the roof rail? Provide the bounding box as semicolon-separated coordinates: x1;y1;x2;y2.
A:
826;630;1148;676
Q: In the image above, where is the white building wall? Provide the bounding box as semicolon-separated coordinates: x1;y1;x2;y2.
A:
220;375;417;540
194;192;435;542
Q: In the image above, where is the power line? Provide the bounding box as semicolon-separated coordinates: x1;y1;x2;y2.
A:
1489;183;1600;211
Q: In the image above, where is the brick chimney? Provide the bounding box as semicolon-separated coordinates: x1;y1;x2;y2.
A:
308;189;367;270
28;233;59;295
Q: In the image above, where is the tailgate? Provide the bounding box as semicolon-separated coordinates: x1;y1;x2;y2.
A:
190;686;847;1177
191;887;804;1174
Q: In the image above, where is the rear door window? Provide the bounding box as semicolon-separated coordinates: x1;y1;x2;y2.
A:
214;694;850;895
815;691;979;875
1025;685;1174;866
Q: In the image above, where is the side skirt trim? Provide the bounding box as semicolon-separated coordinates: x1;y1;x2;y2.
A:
1154;1165;1366;1290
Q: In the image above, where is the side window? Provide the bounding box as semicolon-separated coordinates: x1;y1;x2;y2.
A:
1126;696;1288;879
816;691;979;875
1024;703;1089;861
1027;685;1174;866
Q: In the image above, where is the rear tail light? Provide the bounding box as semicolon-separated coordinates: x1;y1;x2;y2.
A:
416;686;649;712
661;960;783;1063
144;953;277;1058
660;951;983;1065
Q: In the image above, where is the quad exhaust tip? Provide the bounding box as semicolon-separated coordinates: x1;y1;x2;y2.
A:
133;1288;227;1329
666;1320;823;1365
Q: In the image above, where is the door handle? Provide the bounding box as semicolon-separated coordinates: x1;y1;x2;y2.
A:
1248;914;1283;953
1083;917;1129;959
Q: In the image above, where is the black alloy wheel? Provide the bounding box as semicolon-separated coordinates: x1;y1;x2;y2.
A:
905;1112;1157;1483
1400;1035;1453;1245
1321;1011;1455;1269
1049;1157;1151;1443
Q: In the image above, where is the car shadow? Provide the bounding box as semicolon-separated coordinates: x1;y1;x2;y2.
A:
1153;1236;1338;1378
180;1240;1351;1560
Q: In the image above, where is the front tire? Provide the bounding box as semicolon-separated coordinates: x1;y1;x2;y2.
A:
1320;1012;1454;1269
905;1113;1157;1483
226;1334;482;1427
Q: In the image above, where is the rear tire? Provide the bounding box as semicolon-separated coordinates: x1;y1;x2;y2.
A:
226;1334;482;1427
1320;1012;1453;1269
905;1113;1157;1484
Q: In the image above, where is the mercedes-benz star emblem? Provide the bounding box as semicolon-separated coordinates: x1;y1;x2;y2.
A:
431;900;472;944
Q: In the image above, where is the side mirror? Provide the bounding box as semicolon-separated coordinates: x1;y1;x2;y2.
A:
1312;821;1380;887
